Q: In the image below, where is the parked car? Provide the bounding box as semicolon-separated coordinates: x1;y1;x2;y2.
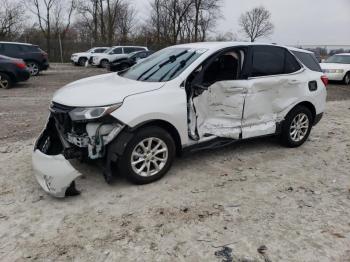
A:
0;41;49;76
0;55;30;89
91;46;148;68
71;47;109;66
108;50;154;72
32;42;327;197
320;53;350;85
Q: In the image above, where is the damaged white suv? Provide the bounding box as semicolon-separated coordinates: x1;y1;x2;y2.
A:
33;42;327;197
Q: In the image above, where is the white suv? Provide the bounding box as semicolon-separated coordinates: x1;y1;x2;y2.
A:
32;42;327;197
91;46;148;68
70;47;109;66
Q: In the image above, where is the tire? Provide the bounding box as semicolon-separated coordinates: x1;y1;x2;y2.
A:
100;59;109;68
118;126;176;184
26;61;40;76
280;105;313;148
0;73;12;89
344;72;350;85
78;57;87;67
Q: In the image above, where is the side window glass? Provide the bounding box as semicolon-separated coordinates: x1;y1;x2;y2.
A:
292;51;322;72
0;44;4;53
112;48;123;54
139;52;147;58
251;46;284;77
202;50;243;86
124;47;135;54
284;50;301;73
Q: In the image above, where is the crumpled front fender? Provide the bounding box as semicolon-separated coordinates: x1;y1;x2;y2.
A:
32;149;82;198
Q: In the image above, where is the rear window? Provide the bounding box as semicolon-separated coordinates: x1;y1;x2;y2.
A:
292;51;322;72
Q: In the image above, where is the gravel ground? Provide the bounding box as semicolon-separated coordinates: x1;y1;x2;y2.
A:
0;64;350;262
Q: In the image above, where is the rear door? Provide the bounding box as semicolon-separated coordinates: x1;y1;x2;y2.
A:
242;45;305;139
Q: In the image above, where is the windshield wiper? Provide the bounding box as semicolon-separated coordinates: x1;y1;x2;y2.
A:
139;50;188;81
159;52;197;81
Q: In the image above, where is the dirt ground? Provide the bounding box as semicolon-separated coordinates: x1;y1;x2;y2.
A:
0;64;350;262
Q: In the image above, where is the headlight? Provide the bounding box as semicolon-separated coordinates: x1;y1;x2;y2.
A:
324;69;344;73
69;103;122;121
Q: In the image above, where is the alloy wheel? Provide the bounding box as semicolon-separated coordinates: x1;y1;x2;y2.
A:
131;137;169;177
289;113;309;142
27;63;39;76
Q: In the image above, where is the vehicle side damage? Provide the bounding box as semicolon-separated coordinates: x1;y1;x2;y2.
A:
33;103;124;197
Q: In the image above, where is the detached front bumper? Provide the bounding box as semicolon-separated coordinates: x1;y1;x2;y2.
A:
32;149;82;198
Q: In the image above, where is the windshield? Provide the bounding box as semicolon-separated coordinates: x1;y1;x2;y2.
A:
325;55;350;64
120;48;207;82
103;48;113;53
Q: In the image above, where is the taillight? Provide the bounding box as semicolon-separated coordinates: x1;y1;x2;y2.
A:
41;51;48;59
321;75;328;86
15;62;27;69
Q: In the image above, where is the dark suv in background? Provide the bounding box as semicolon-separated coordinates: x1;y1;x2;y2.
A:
0;42;49;76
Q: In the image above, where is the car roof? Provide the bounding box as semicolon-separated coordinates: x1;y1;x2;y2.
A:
334;53;350;56
92;47;109;49
0;41;36;46
171;41;314;54
111;46;147;48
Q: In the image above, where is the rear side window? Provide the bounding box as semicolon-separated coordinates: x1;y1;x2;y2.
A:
251;46;301;77
20;45;39;52
292;51;322;72
3;44;22;53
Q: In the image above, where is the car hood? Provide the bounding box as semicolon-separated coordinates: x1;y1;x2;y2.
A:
53;73;165;107
320;63;350;70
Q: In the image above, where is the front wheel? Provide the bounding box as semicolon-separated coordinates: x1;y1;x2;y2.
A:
100;59;109;68
118;127;176;184
280;106;313;148
78;57;87;66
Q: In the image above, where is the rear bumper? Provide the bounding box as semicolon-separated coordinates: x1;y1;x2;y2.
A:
32;149;82;198
15;69;31;82
40;61;50;71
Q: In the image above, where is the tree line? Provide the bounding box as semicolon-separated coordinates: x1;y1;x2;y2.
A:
0;0;276;62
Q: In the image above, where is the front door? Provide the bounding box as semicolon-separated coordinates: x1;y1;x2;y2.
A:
188;48;248;140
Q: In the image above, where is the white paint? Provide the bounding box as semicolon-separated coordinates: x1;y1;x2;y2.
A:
32;150;82;198
33;42;328;197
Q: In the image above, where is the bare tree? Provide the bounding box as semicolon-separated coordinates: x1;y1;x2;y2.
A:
192;0;221;42
239;6;274;42
25;0;76;55
116;2;136;44
0;0;25;40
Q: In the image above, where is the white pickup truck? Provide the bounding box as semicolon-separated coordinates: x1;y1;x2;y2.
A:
91;46;148;68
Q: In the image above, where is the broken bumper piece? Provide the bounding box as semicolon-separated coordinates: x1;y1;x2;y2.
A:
32;149;82;198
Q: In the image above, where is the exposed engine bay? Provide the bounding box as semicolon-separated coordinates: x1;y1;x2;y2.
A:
33;102;125;196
